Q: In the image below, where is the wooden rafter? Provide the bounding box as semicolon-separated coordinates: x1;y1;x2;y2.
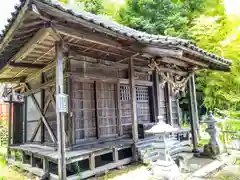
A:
0;77;26;83
9;62;45;69
12;28;51;63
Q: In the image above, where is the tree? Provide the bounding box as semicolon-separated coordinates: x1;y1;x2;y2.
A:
117;0;222;38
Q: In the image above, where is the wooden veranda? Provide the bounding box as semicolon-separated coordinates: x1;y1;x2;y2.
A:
0;0;231;179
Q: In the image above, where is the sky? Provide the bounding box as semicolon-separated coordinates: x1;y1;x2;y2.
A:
0;0;239;33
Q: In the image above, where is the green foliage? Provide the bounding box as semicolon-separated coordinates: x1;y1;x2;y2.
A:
117;0;222;38
0;126;8;146
58;0;240;112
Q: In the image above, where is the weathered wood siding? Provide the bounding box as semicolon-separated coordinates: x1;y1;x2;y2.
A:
72;78;96;141
96;82;117;138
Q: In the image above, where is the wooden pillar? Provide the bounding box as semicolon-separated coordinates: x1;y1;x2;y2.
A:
176;98;181;127
41;73;45;144
116;80;123;136
55;41;67;180
22;96;27;143
7;98;12;160
43;157;49;173
166;82;173;125
188;73;199;152
66;58;73;147
152;70;160;121
128;58;138;161
8;98;13;145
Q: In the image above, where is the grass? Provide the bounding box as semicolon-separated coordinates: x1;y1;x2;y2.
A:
89;163;143;180
0;147;34;180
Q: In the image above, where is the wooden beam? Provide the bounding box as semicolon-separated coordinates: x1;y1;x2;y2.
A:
69;50;187;75
55;41;67;180
54;24;133;54
8;62;45;69
24;79;55;96
128;57;138;161
178;46;230;67
158;57;189;68
12;28;51;63
25;58;57;83
0;77;26;83
120;79;153;86
180;56;208;68
142;47;183;58
67;42;126;58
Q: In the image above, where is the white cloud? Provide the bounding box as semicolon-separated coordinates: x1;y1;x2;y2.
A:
224;0;240;16
0;0;20;32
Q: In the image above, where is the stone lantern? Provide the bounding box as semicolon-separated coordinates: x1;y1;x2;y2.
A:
145;116;181;180
198;111;224;157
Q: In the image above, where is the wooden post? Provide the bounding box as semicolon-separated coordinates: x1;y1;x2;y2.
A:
176;98;181;127
166;82;173;125
128;58;138;161
113;147;118;162
41;73;45;144
8;98;13;145
188;73;199;152
116;80;123;136
55;41;67;180
7;98;12;160
22;96;27;143
66;58;73;147
89;153;95;170
43;157;49;173
152;70;160;121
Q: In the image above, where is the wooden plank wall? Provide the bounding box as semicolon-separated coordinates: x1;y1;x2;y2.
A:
70;58;154;141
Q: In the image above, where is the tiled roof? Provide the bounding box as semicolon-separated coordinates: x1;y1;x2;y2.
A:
0;0;232;67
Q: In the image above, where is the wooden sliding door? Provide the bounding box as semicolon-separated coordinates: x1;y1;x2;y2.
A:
72;79;97;141
96;82;118;138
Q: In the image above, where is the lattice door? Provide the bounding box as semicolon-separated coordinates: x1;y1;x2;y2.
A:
96;82;117;137
136;86;151;123
120;85;151;135
72;79;96;140
120;85;131;135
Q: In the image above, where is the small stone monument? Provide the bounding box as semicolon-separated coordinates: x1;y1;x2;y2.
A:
196;111;224;158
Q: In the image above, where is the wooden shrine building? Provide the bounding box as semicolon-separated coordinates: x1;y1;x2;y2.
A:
0;0;231;179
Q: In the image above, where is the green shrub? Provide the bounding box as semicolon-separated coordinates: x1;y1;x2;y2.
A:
0;126;8;146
